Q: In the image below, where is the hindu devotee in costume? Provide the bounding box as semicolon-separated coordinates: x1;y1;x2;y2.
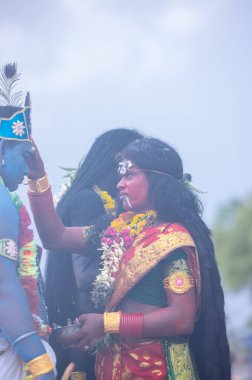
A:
0;63;56;380
27;135;231;379
45;128;142;379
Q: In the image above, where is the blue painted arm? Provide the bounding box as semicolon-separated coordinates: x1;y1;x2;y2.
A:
0;185;55;378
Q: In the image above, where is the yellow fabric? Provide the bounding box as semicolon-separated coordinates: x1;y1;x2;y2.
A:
164;337;197;380
26;353;54;378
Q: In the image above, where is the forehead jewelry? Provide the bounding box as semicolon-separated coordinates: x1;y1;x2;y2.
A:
118;160;133;175
118;159;171;178
137;168;171;177
118;159;204;194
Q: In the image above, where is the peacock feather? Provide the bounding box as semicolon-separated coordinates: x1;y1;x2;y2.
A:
0;63;22;106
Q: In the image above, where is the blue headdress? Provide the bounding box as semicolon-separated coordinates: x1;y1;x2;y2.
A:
0;63;32;142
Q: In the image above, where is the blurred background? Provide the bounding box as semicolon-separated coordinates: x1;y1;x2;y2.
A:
1;1;251;378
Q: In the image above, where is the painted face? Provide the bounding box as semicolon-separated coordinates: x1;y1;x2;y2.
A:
1;141;33;191
117;161;151;213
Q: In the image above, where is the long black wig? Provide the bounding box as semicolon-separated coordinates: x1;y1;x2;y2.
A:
45;128;143;325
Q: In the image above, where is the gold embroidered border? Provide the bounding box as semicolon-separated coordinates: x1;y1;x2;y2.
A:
107;224;200;311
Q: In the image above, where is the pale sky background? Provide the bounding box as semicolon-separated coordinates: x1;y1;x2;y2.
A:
1;1;251;330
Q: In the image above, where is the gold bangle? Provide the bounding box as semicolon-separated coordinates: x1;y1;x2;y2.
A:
71;372;87;380
28;174;50;194
26;353;54;378
104;312;121;334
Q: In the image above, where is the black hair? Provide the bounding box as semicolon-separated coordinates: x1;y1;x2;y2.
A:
118;137;231;379
59;129;142;199
45;128;143;325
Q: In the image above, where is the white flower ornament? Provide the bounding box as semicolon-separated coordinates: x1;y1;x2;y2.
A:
118;160;133;175
12;120;25;136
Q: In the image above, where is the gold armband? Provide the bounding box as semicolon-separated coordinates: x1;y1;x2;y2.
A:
104;312;121;334
0;239;18;260
27;174;50;194
163;271;195;294
26;353;54;378
81;226;95;240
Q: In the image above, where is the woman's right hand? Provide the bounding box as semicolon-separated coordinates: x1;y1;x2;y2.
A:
27;138;46;179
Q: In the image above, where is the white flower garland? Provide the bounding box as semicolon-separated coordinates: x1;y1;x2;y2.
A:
91;210;157;309
91;238;126;308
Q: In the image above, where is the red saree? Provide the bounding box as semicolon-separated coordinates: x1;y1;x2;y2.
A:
95;223;200;380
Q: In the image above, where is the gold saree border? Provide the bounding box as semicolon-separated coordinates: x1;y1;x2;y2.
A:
106;223;201;311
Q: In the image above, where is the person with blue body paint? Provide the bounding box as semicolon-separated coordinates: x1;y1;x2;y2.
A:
0;63;56;380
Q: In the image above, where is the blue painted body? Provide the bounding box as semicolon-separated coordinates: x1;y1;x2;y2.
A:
0;141;55;379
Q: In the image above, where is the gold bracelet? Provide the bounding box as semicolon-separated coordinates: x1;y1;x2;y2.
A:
71;372;86;380
26;353;54;378
104;312;121;334
27;174;50;194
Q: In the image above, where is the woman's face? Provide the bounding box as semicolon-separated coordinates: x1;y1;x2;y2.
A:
1;141;33;191
117;161;151;213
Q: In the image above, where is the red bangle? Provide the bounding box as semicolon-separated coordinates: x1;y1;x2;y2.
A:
119;312;144;338
28;188;54;214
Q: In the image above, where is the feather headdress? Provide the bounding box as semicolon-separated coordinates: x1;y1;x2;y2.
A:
0;63;32;141
0;63;22;107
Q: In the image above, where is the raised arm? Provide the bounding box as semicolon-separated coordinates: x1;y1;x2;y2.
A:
28;186;90;253
27;142;96;254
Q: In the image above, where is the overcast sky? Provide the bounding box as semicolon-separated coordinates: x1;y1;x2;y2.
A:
1;0;251;225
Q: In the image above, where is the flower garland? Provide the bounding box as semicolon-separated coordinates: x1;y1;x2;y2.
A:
91;210;157;308
10;192;51;337
53;168;76;205
93;185;116;217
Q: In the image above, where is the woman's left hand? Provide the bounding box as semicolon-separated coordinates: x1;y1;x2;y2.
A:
71;313;104;350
